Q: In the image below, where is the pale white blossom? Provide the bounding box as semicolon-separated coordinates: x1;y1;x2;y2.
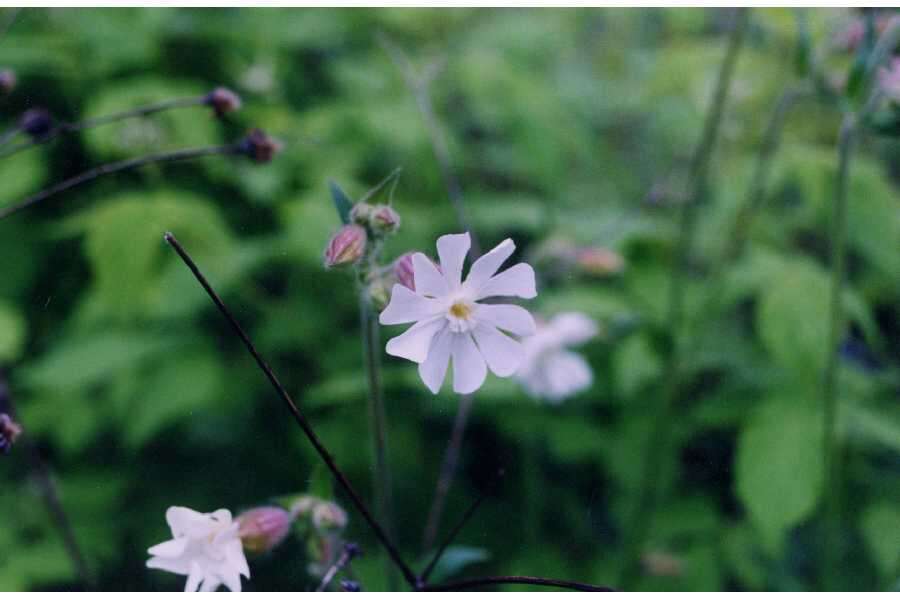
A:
380;232;537;394
147;506;250;592
515;312;598;403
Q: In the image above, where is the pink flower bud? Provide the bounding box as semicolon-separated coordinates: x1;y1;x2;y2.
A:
393;253;416;290
237;506;293;555
576;247;624;276
0;69;16;94
311;501;347;532
238;128;282;163
349;203;374;225
324;225;367;268
370;204;400;234
205;86;242;118
0;413;23;454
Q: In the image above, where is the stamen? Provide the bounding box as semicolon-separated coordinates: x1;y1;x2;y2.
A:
449;301;471;320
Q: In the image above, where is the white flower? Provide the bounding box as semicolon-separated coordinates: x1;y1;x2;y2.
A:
147;506;250;592
380;232;537;394
515;312;598;403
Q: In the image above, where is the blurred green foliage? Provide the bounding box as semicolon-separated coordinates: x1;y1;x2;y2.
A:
0;6;898;592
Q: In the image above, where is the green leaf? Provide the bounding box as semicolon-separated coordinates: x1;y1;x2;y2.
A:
420;546;491;583
735;396;824;553
329;180;354;224
0;301;25;362
861;503;900;578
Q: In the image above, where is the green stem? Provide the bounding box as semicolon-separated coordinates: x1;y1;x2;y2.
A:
617;8;749;589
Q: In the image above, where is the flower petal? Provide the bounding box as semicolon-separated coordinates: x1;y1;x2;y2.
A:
221;568;242;593
147;537;188;559
412;253;449;298
436;232;471;289
475;303;536;336
418;327;452;394
385;317;446;363
166;506;203;537
451;332;487;394
185;561;204;592
147;556;189;576
476;263;537;300
199;575;221;592
464;238;515;293
473;324;524;377
226;541;250;578
380;285;443;325
548;312;599;346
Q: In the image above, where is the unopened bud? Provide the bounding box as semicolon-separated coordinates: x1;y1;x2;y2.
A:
576;247;624;276
370;204;400;234
340;581;362;592
393;252;416;290
237;128;282;163
324;225;366;268
0;413;23;454
205;86;242;118
237;506;293;555
312;501;348;532
20;108;54;140
368;278;391;311
0;69;16;94
289;494;318;518
349;203;374;226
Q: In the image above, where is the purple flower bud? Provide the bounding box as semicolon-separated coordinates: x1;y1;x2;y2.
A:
340;581;362;592
393;252;416;290
0;69;16;94
205;86;242;118
237;506;293;555
311;501;348;532
237;128;282;163
370;204;400;234
324;225;367;268
20;108;53;140
0;413;23;455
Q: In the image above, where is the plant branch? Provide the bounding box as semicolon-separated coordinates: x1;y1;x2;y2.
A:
316;542;361;592
618;8;750;589
421;575;616;592
420;479;487;584
0;143;238;220
163;233;418;589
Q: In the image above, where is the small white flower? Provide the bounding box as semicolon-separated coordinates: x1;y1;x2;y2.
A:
515;312;598;403
147;506;250;592
380;232;537;394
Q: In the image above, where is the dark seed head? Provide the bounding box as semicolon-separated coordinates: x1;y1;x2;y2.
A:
237;128;282;163
20;108;54;140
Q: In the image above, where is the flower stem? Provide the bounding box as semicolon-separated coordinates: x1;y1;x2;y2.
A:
617;8;749;589
0;372;94;589
359;293;398;589
0;96;207;160
420;575;616;592
0;143;238;220
163;233;419;589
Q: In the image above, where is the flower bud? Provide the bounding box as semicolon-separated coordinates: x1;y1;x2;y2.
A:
393;252;416;290
311;501;348;533
20;108;54;140
324;225;366;268
349;203;374;226
368;278;391;311
237;128;282;163
237;506;293;555
289;494;318;518
205;86;242;118
370;204;400;234
341;581;362;592
0;413;23;454
0;69;16;94
576;247;624;276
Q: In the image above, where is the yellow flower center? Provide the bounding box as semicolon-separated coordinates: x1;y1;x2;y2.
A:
449;301;472;320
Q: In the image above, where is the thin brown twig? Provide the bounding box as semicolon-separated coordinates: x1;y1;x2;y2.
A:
419;480;488;584
0;143;237;220
163;233;419;589
420;575;616;592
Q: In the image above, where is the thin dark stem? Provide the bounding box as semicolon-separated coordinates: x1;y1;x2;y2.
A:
421;392;473;552
0;143;237;220
421;575;616;592
0;373;94;589
359;294;397;587
0;96;206;160
618;8;750;589
163;233;418;589
316;543;361;592
420;484;486;583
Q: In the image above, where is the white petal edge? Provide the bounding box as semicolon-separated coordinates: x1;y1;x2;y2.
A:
472;324;524;377
476;263;537;300
436;232;471;290
385;317;446;363
464;238;514;293
380;285;443;325
548;312;599;347
475;303;536;337
412;253;448;298
418;327;453;394
147;537;188;559
451;333;487;394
